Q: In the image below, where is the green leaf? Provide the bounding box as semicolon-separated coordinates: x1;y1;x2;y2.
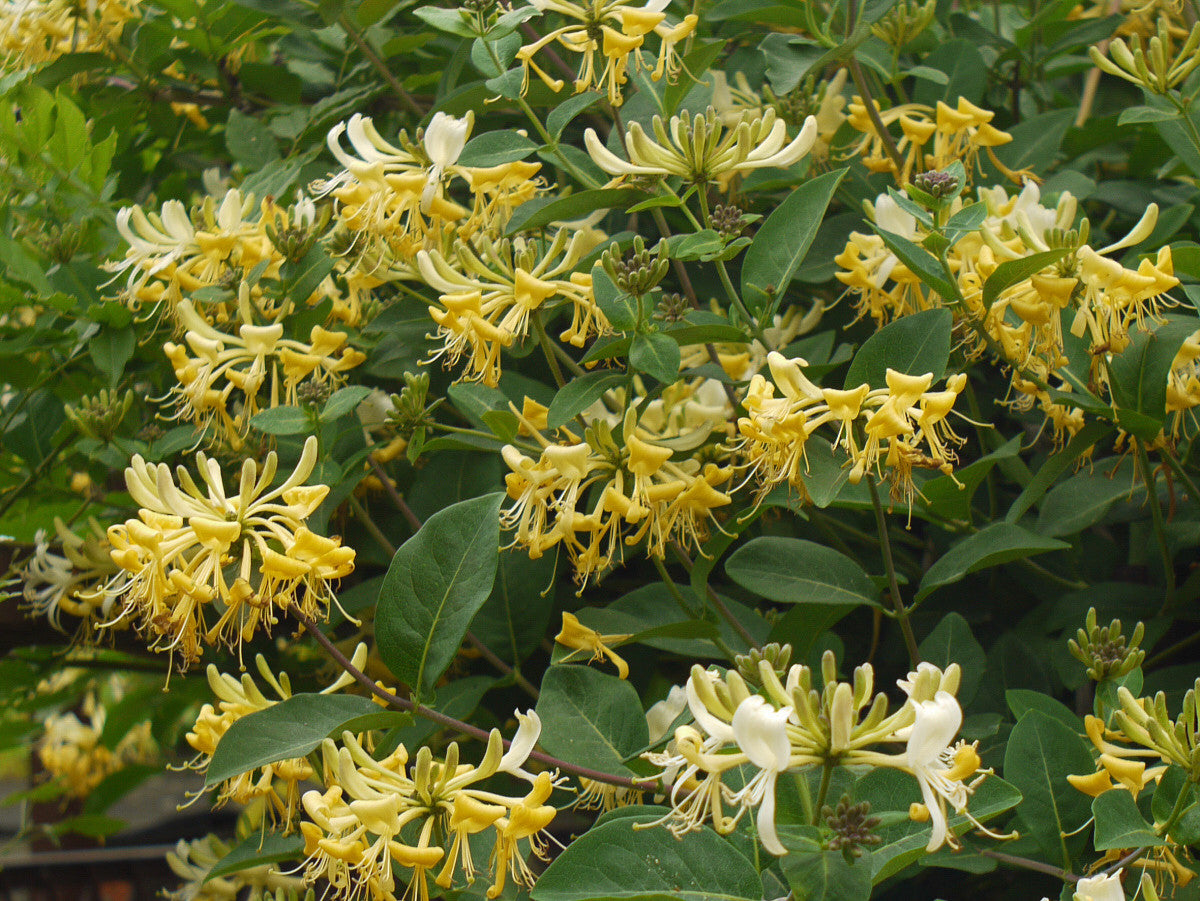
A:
1002;710;1095;861
1035;458;1144;538
844;308;953;390
205;694;399;787
915;522;1070;601
1006;689;1081;731
470;549;557;665
532;817;762;901
664;40;726;114
780;834;872;901
205;832;305;883
249;405;310;435
1092;790;1163;850
1108;315;1199;436
412;5;477;36
506;189;643;234
1118;106;1180;126
457;130;538;167
376;493;504;697
918;613;986;705
876;230;956;299
857;768;1022;882
1153;767;1200;844
88;326;135;386
981;249;1071;310
535;666;648;777
741;168;848;313
630;332;681;384
547;92;603;140
225;108;280;167
320;386;374;422
1006;421;1114;523
725;537;881;607
760;33;826;94
287;244;337;303
547;371;626;428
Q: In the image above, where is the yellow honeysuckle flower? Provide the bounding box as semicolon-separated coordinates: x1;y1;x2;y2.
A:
0;0;138;67
555;611;633;679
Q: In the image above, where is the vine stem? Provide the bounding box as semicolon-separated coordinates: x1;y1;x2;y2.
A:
844;0;905;177
533;310;567;389
299;615;654;790
652;556;739;661
1135;439;1177;613
979;849;1078;882
866;475;920;667
339;14;423;117
670;541;759;650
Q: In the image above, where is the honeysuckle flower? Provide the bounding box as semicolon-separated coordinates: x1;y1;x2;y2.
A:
165;834;306;901
21;518;122;637
417;229;603;385
106;436;355;669
0;0;139;67
1074;870;1126;901
729;695;794;855
517;0;697;106
39;691;155;799
584;108;819;185
555;612;633;679
421;111;473;214
298;721;559;901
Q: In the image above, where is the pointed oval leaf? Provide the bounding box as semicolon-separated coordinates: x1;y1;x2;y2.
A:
844;308;953;390
915;522;1069;601
205;694;400;787
376;493;504;695
535;666;648;777
725;537;881;607
532;817;762;901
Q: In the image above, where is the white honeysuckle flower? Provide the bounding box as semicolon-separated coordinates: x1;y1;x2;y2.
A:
646;685;688;743
1073;870;1125;901
905;690;973;852
729;695;794;856
498;708;542;782
421;111;474;214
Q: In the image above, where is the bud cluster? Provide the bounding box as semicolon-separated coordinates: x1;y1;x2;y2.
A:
65;388;134;442
1068;607;1146;682
603;236;670;298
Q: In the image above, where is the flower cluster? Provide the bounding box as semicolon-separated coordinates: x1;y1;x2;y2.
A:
185;647;367;827
845;95;1019;183
38;690;155;799
644;653;1001;855
584;107;818;186
106;436;354;669
298;712;557;901
836;181;1190;445
0;0;139;68
20;518;123;638
737;352;968;508
416;228;605;385
517;0;698;106
502;406;734;585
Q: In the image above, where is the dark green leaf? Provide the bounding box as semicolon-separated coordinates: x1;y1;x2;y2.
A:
844;308;953;389
205;833;305;883
1092;790;1163;850
88;326;135;386
320;386;374;422
876;230;956;299
547;371;626;427
741;168;848;313
458;131;538;167
1109;315;1198;435
915;523;1070;601
1002;710;1095;861
249;405;310;435
532;817;762;901
726;537;881;607
535;666;648;777
918;613;986;705
630;332;681;384
206;694;400;786
507;189;644;235
376;493;504;697
226;108;280;167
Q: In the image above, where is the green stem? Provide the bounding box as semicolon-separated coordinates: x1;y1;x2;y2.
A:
340;14;423;117
532;310;567;389
670;540;759;649
0;436;73;521
301;616;654;790
979;850;1077;882
812;762;834;826
1159;444;1200;513
1157;774;1195;837
1136;439;1177;613
652;555;738;661
866;475;920;667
